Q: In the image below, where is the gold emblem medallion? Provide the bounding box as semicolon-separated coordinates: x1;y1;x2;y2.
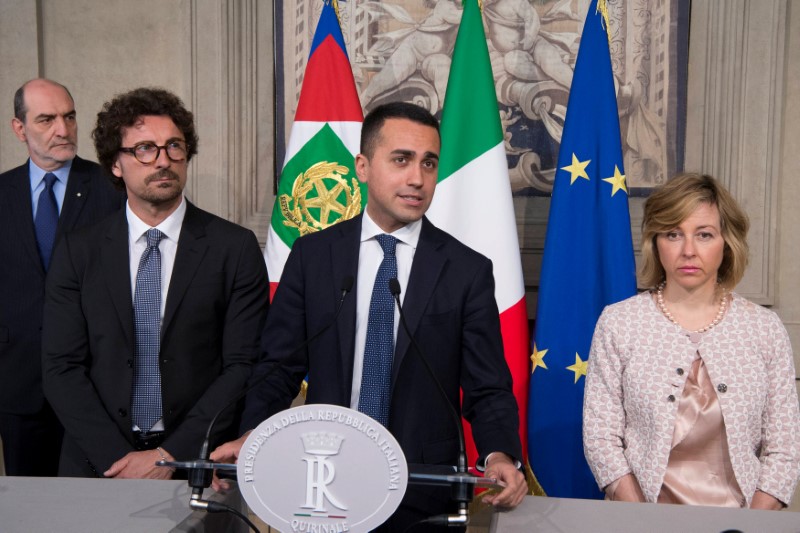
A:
280;161;362;236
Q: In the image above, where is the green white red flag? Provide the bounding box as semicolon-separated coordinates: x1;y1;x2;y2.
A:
427;0;530;464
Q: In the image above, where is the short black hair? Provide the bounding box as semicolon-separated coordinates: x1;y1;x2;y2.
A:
93;87;198;190
360;102;440;158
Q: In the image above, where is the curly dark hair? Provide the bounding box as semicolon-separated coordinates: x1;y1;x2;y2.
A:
93;87;198;190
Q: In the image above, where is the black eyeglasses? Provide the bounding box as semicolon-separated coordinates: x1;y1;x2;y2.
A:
119;140;188;164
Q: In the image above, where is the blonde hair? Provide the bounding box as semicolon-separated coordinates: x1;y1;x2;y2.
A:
640;173;749;289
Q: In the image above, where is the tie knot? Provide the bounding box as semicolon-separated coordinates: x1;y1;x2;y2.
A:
43;173;58;189
375;234;397;257
145;228;164;248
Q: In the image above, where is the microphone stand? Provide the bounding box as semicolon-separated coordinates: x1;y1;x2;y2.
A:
388;278;470;527
160;276;355;529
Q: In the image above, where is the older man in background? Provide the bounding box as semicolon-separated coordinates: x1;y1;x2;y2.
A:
0;79;124;476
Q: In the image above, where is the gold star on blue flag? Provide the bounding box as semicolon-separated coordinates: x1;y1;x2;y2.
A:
528;0;637;499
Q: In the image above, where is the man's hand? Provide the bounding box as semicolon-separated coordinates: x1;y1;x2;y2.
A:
104;449;174;479
209;431;251;491
482;452;527;508
210;431;250;464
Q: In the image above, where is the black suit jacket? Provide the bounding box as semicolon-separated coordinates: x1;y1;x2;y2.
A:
242;215;520;522
0;157;123;415
42;202;269;476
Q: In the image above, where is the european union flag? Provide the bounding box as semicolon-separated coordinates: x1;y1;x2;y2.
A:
527;0;637;499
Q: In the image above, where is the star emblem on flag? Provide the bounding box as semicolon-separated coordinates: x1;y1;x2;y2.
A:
561;153;591;184
566;353;588;384
531;344;548;373
602;165;628;196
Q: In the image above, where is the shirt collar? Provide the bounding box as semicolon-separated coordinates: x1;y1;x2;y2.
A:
126;196;187;243
29;158;72;189
360;210;422;250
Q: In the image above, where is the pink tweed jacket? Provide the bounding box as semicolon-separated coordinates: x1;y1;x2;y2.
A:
583;291;800;505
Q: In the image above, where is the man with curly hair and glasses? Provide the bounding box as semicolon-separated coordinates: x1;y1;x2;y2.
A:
42;87;269;479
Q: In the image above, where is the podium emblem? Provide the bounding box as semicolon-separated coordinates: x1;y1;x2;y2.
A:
238;405;408;532
301;431;348;512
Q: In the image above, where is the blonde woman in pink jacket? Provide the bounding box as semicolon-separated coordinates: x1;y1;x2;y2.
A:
584;173;800;509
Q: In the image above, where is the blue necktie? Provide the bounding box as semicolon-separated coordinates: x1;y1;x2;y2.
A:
131;229;165;433
358;234;398;427
34;173;59;270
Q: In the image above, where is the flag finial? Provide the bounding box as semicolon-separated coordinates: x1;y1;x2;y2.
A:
596;0;613;49
326;0;342;25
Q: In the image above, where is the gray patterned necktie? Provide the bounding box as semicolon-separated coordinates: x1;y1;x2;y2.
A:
131;228;165;433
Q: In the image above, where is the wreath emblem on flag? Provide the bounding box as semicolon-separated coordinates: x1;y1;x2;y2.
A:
280;161;363;236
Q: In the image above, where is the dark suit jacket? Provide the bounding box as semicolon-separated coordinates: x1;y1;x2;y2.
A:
242;215;520;524
0;157;124;416
42;201;269;476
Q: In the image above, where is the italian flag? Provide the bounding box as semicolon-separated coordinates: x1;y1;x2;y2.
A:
265;1;365;297
427;0;530;464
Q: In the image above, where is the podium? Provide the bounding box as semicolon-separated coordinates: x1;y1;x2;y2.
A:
489;495;800;533
170;404;495;531
159;404;503;531
0;476;246;533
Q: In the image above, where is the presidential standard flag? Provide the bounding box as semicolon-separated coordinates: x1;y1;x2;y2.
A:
427;0;530;465
265;0;365;297
527;0;637;498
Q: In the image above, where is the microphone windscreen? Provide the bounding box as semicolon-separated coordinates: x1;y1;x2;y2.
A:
388;278;401;296
341;275;355;293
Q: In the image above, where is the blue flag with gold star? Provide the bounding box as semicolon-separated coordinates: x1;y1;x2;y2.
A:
527;0;637;499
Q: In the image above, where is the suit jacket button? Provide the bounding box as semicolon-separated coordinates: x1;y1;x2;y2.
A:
667;394;676;402
127;359;133;368
717;383;728;393
118;408;127;417
676;368;684;376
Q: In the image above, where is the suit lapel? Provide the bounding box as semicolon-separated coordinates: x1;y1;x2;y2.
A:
102;210;135;346
4;163;44;275
391;217;446;387
331;216;362;401
58;157;91;237
162;202;208;336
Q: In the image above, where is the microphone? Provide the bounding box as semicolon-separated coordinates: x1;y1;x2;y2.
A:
183;275;355;510
388;278;470;527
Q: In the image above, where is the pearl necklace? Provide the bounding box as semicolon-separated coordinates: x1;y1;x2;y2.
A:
656;282;728;333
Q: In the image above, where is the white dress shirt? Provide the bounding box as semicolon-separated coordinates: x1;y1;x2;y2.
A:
126;197;186;319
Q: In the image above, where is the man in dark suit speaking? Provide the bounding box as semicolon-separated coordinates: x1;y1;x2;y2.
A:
42;88;269;478
212;102;526;528
0;79;124;476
